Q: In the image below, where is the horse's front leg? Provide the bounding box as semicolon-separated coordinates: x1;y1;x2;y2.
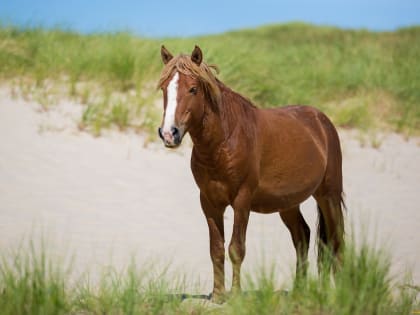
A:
200;193;226;302
229;193;251;294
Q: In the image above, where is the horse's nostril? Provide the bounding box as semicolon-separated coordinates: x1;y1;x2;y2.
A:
158;127;164;140
171;126;179;136
171;126;182;145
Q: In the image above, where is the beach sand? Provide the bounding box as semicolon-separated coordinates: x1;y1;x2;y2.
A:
1;88;419;292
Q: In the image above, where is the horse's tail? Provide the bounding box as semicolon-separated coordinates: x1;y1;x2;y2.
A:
315;108;346;269
317;193;346;268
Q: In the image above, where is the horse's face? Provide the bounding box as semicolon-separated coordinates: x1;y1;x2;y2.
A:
158;46;205;148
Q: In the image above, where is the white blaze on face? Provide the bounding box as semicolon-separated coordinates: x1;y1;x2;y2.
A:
163;72;179;133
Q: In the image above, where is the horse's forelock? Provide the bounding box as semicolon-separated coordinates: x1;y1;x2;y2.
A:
158;55;221;106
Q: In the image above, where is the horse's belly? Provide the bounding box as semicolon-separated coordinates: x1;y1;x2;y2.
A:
251;185;315;213
252;130;327;212
250;165;324;213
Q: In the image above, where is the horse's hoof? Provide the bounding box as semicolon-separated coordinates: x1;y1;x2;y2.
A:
230;287;242;297
210;292;226;304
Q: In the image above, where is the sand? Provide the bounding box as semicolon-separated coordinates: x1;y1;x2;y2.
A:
0;87;419;292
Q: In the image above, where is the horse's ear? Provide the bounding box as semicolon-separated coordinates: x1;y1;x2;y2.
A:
161;45;173;64
191;45;203;66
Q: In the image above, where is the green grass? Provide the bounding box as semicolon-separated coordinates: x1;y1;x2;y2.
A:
0;238;418;315
1;23;419;135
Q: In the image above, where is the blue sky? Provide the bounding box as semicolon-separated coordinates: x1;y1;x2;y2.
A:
1;0;419;37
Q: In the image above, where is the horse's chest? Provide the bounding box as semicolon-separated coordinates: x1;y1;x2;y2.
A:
191;146;251;206
202;179;231;206
192;163;238;206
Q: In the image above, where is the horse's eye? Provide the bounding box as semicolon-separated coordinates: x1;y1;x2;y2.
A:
189;87;197;95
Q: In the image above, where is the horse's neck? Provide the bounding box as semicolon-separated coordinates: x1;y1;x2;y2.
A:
189;102;225;161
190;85;256;163
218;84;257;138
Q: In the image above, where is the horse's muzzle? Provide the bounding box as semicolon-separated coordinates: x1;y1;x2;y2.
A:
158;126;182;148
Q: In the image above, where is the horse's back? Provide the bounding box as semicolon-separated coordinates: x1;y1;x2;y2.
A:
261;105;341;155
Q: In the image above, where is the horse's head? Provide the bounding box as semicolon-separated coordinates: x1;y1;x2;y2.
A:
157;45;220;148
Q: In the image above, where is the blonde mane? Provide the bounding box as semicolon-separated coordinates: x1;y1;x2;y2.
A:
158;55;221;106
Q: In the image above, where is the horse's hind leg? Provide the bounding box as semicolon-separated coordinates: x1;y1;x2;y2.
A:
279;206;310;279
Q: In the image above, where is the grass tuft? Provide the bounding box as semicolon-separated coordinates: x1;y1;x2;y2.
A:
0;240;71;315
225;241;417;315
1;236;417;314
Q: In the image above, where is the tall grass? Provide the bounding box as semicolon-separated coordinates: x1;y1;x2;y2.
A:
1;23;419;135
0;238;417;314
0;240;195;315
225;242;417;315
0;240;71;315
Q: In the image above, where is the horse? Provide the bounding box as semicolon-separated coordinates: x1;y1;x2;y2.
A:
157;45;345;302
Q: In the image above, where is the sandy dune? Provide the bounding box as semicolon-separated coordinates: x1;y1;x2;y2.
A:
0;88;419;292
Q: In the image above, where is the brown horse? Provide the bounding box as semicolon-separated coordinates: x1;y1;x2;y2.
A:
157;45;345;302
